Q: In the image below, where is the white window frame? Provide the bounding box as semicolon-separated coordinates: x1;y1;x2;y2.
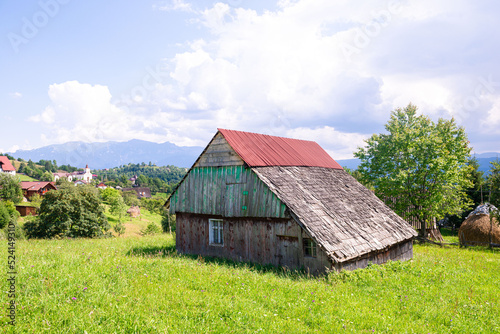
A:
209;219;224;246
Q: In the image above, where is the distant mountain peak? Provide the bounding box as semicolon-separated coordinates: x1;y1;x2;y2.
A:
9;140;203;169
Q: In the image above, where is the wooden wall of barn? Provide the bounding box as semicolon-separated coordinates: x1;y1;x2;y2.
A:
176;213;332;274
170;165;288;219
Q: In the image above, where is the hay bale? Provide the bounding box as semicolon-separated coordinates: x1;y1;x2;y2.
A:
127;206;141;218
458;214;500;245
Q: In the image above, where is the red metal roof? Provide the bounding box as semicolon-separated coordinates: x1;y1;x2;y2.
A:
0;156;15;171
218;129;343;169
21;181;56;191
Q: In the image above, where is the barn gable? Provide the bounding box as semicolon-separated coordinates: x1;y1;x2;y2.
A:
170;133;288;218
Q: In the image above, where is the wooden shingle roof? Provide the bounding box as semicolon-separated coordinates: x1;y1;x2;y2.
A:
252;166;417;263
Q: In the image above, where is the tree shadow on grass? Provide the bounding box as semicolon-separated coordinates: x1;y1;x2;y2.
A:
126;245;316;280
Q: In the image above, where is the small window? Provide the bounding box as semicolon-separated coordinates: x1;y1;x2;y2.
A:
303;238;317;257
209;219;224;246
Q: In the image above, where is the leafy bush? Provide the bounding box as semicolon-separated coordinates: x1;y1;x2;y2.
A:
140;223;161;236
2;220;25;240
114;221;126;236
0;174;22;203
24;185;110;239
122;190;140;207
99;187;121;205
0;201;12;229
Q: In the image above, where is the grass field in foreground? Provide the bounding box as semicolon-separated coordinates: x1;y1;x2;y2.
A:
2;234;500;333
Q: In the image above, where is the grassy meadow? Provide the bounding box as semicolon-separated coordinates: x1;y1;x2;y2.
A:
2;225;500;333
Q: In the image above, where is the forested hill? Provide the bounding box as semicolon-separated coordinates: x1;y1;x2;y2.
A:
94;163;187;194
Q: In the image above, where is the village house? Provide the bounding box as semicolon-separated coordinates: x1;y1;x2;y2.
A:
166;129;417;273
122;187;151;199
0;156;16;175
21;181;57;200
53;164;93;183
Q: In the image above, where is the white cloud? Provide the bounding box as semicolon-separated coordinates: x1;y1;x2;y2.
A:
286;126;368;159
9;92;22;99
153;0;193;12
33;1;500;156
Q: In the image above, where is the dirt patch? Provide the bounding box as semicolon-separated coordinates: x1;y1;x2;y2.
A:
459;214;500;245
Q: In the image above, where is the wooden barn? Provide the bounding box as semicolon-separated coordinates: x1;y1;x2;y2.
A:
167;129;417;273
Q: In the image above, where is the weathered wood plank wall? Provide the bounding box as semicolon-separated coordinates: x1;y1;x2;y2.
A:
176;212;332;273
194;132;244;167
170;165;288;219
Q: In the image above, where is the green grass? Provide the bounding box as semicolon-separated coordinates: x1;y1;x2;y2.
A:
104;206;162;237
2;236;500;333
440;228;460;244
17;174;37;182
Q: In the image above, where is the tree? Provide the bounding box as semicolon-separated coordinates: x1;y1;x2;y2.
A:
355;104;473;237
136;174;149;187
446;157;485;229
29;193;43;210
161;209;176;233
23;185;110;238
488;160;500;208
109;195;127;222
99;187;121;205
141;197;165;214
0;174;23;204
122;190;140;207
40;171;54;182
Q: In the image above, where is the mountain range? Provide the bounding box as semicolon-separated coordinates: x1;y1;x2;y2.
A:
8;140;500;173
336;152;500;175
10;140;204;170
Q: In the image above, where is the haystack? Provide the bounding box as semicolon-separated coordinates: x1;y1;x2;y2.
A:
459;204;500;245
127;206;141;218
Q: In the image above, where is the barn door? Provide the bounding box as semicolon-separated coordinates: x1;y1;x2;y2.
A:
275;236;300;269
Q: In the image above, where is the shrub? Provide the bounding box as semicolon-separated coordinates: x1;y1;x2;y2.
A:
140;223;161;236
114;221;126;236
2;220;25;240
0;201;12;229
24;185;110;239
0;174;22;204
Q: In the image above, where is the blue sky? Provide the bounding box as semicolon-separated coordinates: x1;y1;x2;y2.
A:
1;0;499;159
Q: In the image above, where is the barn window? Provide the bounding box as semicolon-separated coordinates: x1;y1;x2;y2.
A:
209;219;224;246
303;238;317;257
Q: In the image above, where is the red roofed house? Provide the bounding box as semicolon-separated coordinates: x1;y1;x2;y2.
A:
0;156;16;175
166;129;417;274
21;181;57;200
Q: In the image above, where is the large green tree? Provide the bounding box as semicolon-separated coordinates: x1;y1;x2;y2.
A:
355;104;473;237
487;160;500;208
24;185;110;238
0;174;23;203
